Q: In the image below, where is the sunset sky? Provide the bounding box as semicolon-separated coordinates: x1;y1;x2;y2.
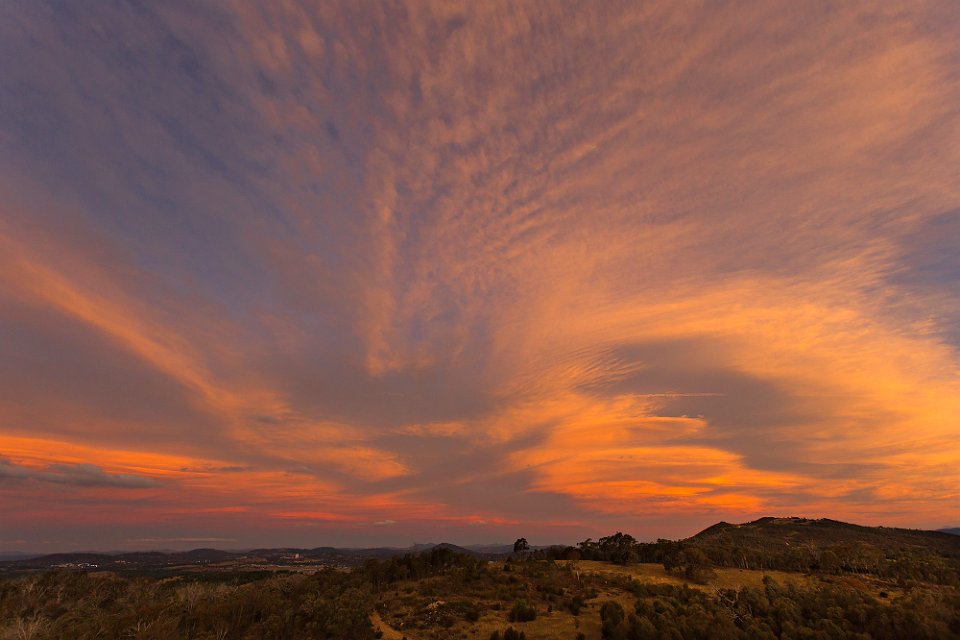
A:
1;1;958;552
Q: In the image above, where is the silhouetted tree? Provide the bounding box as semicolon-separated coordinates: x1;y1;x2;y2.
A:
513;538;530;559
598;532;637;564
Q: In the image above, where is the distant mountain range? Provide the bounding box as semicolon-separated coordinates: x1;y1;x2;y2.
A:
0;551;42;562
4;518;958;573
0;541;516;571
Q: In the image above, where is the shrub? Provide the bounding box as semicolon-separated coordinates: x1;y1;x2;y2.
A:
568;594;585;615
503;627;526;640
508;599;536;622
600;601;625;639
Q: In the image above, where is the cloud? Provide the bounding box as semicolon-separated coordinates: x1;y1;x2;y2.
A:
0;458;160;489
0;0;958;549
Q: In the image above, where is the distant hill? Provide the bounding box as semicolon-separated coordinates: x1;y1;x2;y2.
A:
685;516;960;583
1;540;511;572
464;543;516;555
0;552;41;562
432;542;493;559
691;516;960;550
939;527;960;536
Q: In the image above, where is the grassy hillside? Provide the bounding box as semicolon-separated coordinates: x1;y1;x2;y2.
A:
683;517;960;583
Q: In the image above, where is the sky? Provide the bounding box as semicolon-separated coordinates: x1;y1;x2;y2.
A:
1;1;958;552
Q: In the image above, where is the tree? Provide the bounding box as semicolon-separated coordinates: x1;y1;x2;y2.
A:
513;538;530;556
598;532;637;565
679;547;716;583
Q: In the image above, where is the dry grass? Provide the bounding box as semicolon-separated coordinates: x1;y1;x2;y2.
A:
570;560;814;592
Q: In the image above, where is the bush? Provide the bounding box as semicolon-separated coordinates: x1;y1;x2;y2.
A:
567;594;585;615
600;601;625;639
503;627;526;640
508;599;536;622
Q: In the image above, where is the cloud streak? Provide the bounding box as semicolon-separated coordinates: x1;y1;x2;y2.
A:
0;458;160;489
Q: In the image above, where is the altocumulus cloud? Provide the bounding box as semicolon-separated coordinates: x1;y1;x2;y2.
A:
0;0;957;549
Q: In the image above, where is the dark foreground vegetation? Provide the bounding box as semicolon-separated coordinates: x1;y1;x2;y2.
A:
594;576;960;639
1;518;958;639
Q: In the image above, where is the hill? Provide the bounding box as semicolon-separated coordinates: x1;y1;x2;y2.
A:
0;552;40;562
682;516;960;584
692;516;960;548
563;516;960;587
